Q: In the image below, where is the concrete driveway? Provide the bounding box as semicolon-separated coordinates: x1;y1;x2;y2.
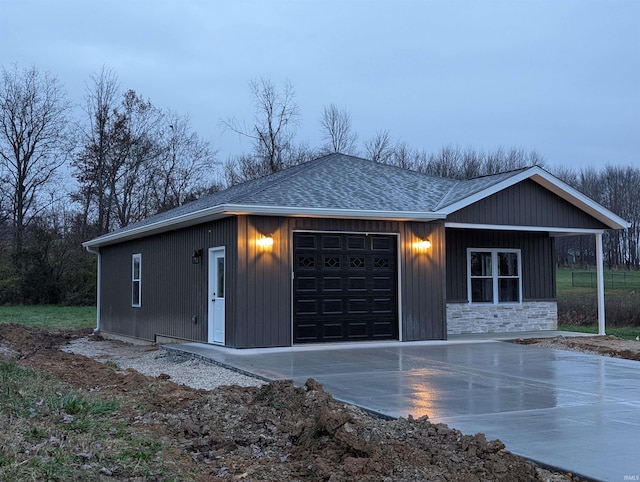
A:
166;339;640;481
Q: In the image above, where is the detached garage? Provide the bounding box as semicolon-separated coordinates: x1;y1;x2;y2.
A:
83;153;628;348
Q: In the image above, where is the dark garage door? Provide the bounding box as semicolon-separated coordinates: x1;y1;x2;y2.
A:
293;232;398;343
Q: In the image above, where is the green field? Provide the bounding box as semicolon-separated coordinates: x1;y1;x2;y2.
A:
556;268;640;333
0;305;96;331
556;268;640;294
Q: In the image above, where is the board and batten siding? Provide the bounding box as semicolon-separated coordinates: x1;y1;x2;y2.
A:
232;215;447;348
99;217;238;343
445;229;555;303
447;179;610;229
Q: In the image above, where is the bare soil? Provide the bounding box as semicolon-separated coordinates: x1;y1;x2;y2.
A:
514;335;640;361
2;324;622;481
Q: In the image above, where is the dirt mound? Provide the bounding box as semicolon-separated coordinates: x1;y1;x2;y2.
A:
154;378;541;481
0;323;90;358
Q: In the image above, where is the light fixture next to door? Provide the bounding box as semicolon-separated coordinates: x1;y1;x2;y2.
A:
414;239;432;251
256;234;274;249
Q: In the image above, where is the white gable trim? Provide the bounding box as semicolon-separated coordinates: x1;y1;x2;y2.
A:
437;166;630;230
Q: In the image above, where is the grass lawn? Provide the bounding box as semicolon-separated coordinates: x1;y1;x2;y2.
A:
0;362;182;480
0;305;96;331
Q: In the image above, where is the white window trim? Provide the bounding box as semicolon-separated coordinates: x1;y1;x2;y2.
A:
132;253;142;308
467;248;522;305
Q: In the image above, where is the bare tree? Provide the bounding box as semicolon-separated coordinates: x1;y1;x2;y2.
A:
0;64;72;271
72;67;120;236
74;68;217;234
320;103;358;154
419;145;545;179
151;112;217;212
222;78;300;174
72;83;164;233
364;130;394;164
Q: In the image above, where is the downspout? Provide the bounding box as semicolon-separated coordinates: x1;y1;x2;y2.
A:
595;232;606;335
84;245;101;335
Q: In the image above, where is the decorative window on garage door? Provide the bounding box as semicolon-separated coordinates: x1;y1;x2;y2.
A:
467;249;521;304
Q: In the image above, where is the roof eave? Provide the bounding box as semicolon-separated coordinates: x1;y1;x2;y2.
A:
82;204;444;248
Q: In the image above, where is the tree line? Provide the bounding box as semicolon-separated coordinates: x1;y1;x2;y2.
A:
0;65;636;305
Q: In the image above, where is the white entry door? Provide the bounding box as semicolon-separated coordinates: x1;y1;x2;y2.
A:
208;247;225;344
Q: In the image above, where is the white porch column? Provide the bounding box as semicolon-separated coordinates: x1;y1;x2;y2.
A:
595;232;606;335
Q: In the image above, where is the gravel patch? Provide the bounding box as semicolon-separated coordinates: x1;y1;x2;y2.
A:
62;336;265;390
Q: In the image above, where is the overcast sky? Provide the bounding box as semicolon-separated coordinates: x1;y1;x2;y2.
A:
2;0;638;170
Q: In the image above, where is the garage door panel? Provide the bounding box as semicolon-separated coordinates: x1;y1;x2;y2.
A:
321;235;342;249
348;277;367;291
293;232;398;343
322;299;343;314
347;236;367;250
322;277;342;291
296;323;317;341
296;277;317;291
295;299;318;315
373;321;395;336
296;235;317;249
347;298;368;314
373;276;393;291
372;236;392;250
347;322;368;338
323;323;344;339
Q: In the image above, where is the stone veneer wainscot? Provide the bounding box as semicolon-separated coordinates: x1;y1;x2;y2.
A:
446;301;558;335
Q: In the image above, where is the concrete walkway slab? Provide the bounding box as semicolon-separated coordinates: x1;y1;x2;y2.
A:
165;340;640;481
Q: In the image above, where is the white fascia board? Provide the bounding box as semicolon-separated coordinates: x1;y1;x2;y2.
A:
445;222;606;235
439;166;630;230
82;203;444;248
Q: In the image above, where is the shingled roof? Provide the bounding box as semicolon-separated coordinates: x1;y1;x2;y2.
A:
83;153;628;248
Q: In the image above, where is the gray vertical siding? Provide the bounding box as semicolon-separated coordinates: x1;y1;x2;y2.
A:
447;179;610;229
445;229;556;303
99;214;447;347
99;217;237;343
233;216;291;348
400;221;447;340
231;216;446;347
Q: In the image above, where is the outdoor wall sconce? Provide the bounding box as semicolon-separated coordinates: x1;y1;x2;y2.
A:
192;249;203;264
414;239;432;251
256;234;274;249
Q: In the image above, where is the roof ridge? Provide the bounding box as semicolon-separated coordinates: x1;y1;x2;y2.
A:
466;165;531;181
433;166;536;210
433;179;464;211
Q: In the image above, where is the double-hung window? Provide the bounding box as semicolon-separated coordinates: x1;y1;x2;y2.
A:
132;253;142;307
468;249;521;304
